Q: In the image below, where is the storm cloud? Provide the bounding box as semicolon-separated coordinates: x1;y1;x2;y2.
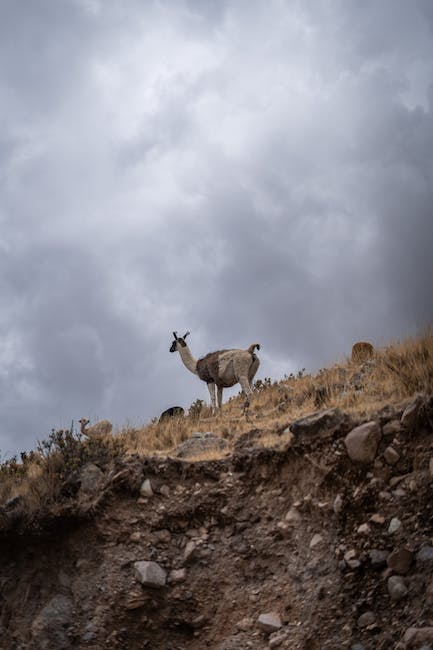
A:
1;0;432;455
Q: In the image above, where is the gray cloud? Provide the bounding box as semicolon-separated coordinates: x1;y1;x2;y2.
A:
1;0;432;455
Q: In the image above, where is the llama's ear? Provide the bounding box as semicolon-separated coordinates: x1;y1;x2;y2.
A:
183;331;190;339
173;332;178;339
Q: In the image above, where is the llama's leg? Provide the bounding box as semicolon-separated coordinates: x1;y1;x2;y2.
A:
217;386;223;411
207;382;217;414
238;376;253;413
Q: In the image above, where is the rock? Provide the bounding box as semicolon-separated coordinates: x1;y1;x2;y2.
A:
416;546;433;567
383;420;402;436
384;446;400;465
352;644;368;650
401;394;425;429
184;540;198;563
333;494;344;515
309;534;323;548
369;549;388;569
133;561;166;588
387;575;408;602
31;595;74;649
236;617;254;632
285;507;302;524
403;627;433;647
257;612;282;633
357;523;370;535
159;484;170;497
370;513;386;525
78;463;104;498
344;549;361;569
290;408;346;439
168;568;186;584
357;611;376;628
388;517;402;534
124;592;148;610
344;421;381;463
269;630;288;647
387;547;414;575
173;432;229;458
140;479;154;497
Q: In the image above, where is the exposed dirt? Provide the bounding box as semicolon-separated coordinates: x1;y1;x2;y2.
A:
1;397;433;649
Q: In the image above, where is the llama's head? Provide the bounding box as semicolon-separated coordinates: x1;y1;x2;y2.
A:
170;331;190;352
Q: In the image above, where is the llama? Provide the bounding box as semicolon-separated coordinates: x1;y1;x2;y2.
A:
351;341;374;363
169;331;260;413
79;418;113;438
159;406;185;422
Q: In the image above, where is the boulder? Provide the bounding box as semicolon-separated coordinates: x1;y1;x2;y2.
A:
78;463;104;498
290;408;346;439
403;627;433;647
401;394;425;429
344;421;381;463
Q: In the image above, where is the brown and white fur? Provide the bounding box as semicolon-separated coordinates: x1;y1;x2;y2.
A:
169;331;260;414
79;418;113;438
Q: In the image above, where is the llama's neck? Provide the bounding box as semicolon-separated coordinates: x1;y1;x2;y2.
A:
177;344;198;375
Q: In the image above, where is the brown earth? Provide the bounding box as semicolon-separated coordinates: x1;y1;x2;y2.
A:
1;396;433;649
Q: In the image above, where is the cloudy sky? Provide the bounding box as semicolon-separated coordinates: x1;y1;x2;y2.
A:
1;0;433;455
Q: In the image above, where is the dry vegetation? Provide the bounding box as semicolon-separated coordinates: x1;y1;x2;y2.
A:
1;329;432;515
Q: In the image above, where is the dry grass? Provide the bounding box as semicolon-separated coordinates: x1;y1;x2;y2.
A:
1;328;432;513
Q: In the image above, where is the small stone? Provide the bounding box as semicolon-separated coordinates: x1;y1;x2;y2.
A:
370;513;385;525
133;561;166;588
388;575;408;602
140;479;154;497
168;568;186;584
309;534;324;548
333;495;344;515
257;612;282;633
388;517;402;534
130;532;142;543
358;611;376;628
357;523;371;535
384;446;400;465
159;484;170;497
184;540;198;563
416;546;433;567
285;507;302;524
369;549;388;569
236;617;254;631
387;547;414;575
389;475;406;487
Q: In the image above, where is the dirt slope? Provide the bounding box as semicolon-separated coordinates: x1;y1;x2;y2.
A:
1;396;433;649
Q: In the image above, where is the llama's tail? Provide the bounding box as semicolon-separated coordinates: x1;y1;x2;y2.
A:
247;343;261;354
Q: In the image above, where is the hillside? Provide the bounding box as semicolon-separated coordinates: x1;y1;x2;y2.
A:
0;331;433;649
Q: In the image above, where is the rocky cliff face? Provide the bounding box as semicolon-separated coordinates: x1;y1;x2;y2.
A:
1;394;433;649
